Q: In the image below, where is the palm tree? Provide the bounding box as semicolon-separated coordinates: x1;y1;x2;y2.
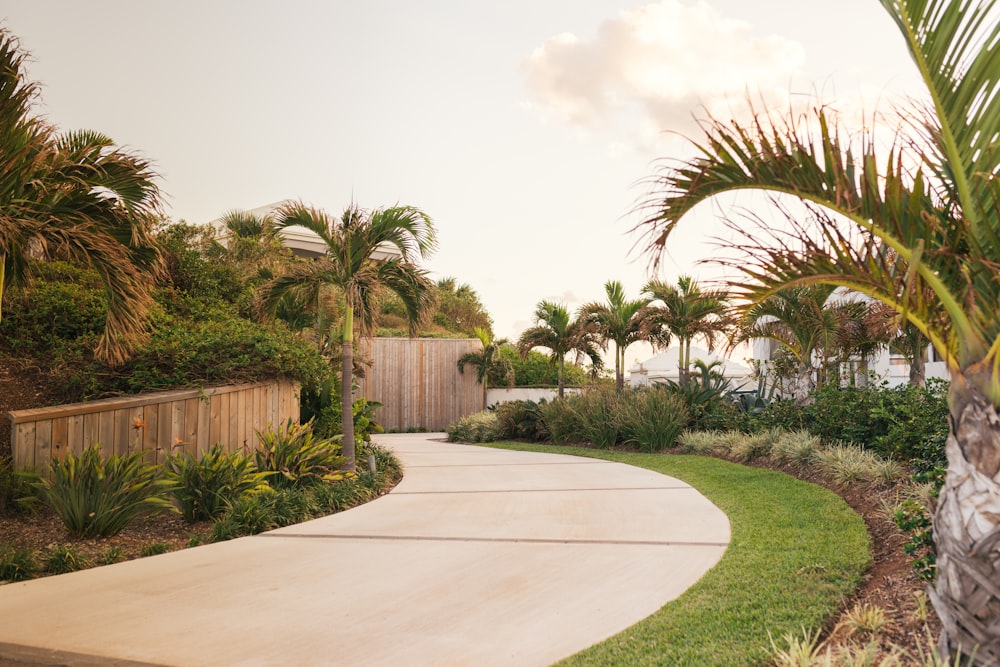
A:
642;276;731;388
215;208;288;281
0;30;165;366
580;281;649;392
517;301;602;399
635;0;999;659
261;202;437;471
457;327;513;408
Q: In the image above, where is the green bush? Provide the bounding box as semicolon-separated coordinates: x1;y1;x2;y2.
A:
617;388;689;452
0;545;38;581
210;487;317;541
165;444;272;522
571;388;624;448
495;346;588;387
494;400;548;441
445;411;499;443
538;397;583;443
43;545;90;574
33;446;176;538
0;456;37;516
254;420;350;490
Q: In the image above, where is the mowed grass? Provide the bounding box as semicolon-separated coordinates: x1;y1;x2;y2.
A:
486;442;871;666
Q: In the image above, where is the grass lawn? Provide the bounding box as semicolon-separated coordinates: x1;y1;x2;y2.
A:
486;442;872;666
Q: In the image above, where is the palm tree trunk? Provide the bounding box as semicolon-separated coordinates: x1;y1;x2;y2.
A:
615;343;624;392
678;342;688;388
0;254;5;323
341;308;356;473
909;339;926;387
557;357;565;399
931;372;1000;664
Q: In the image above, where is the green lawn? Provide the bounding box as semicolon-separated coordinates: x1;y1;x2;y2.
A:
486;442;871;666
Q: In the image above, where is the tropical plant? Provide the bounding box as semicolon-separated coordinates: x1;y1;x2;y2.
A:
165;444;272;522
494;400;549;441
213;208;289;281
516;301;603;398
457;327;514;408
580;280;649;392
445;411;500;443
0;29;166;366
617;388;689;452
642;276;731;387
254;419;352;489
635;0;1000;658
32;446;176;538
430;277;493;336
260;201;437;471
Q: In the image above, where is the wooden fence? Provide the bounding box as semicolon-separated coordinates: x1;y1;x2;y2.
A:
357;337;482;432
7;379;300;471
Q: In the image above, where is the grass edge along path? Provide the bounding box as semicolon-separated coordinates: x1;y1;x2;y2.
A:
486;442;871;666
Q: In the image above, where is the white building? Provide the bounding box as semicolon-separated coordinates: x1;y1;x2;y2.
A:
628;346;753;389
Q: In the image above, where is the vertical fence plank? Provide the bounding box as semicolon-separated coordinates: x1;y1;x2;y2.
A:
184;398;199;454
36;421;52;467
83;413;99;453
51;417;69;461
67;414;84;456
113;409;129;458
14;422;35;470
197;396;211;453
99;410;115;457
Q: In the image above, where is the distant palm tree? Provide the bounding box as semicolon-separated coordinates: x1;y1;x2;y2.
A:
0;30;165;366
457;327;513;409
517;301;602;399
580;280;649;391
642;276;730;387
634;0;1000;659
216;208;288;280
261;202;437;471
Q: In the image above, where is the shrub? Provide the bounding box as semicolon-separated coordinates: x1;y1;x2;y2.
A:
211;487;317;541
98;546;125;566
728;429;781;463
140;543;171;557
0;456;37;516
573;388;624;448
43;545;90;574
254;420;351;490
445;411;499;443
0;545;38;581
165;444;272;522
676;430;719;455
33;446;176;538
815;445;882;487
539;398;583;443
494;400;548;441
771;431;822;468
357;442;402;481
617;389;689;452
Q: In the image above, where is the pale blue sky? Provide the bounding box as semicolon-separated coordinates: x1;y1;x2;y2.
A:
3;1;925;364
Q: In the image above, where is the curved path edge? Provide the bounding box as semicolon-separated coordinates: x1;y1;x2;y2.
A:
0;434;730;666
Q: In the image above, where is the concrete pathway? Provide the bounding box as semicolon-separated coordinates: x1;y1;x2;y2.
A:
0;434;730;666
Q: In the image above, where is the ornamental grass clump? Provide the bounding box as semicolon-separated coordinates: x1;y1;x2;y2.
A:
771;430;822;468
574;388;624;449
538;396;583;444
445;411;499;443
676;430;719;454
815;445;882;488
617;389;688;452
166;444;271;522
33;445;176;538
254;419;351;490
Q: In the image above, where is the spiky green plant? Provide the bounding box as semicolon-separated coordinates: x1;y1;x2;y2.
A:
165;444;272;522
33;446;175;538
254;419;351;490
43;545;90;574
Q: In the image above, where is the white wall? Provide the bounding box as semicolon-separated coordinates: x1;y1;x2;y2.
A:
486;387;579;406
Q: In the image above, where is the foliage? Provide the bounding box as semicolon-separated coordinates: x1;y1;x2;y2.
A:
538;397;584;444
494;400;549;441
156;222;251;309
0;544;38;581
254;420;352;490
616;388;689;452
889;496;937;583
445;411;500;443
0;28;166;366
496;346;588;387
517;301;603;398
571;388;625;448
210;487;316;540
352;398;384;448
580;280;649;391
98;546;125;566
140;543;171;557
32;446;176;538
430;277;493;336
165;444;272;523
0;456;36;516
43;545;90;574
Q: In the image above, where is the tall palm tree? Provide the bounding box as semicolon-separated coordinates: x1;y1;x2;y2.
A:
262;202;437;471
457;327;513;408
635;0;1000;659
517;301;602;398
642;276;730;387
0;30;165;366
580;280;649;391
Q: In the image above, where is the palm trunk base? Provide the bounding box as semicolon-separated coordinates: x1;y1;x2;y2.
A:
931;378;1000;665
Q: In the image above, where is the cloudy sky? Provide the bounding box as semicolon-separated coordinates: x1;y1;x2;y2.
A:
3;0;926;366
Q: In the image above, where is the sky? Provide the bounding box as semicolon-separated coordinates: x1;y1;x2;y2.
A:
2;1;928;368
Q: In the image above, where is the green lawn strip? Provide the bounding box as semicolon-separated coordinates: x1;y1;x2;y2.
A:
485;442;872;666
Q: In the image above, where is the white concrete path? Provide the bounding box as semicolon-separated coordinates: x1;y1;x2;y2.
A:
0;434;730;666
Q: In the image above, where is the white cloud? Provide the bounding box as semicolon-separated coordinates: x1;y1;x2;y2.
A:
521;0;805;144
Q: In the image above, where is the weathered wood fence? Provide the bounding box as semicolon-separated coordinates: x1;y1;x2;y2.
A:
358;337;482;432
7;379;300;471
